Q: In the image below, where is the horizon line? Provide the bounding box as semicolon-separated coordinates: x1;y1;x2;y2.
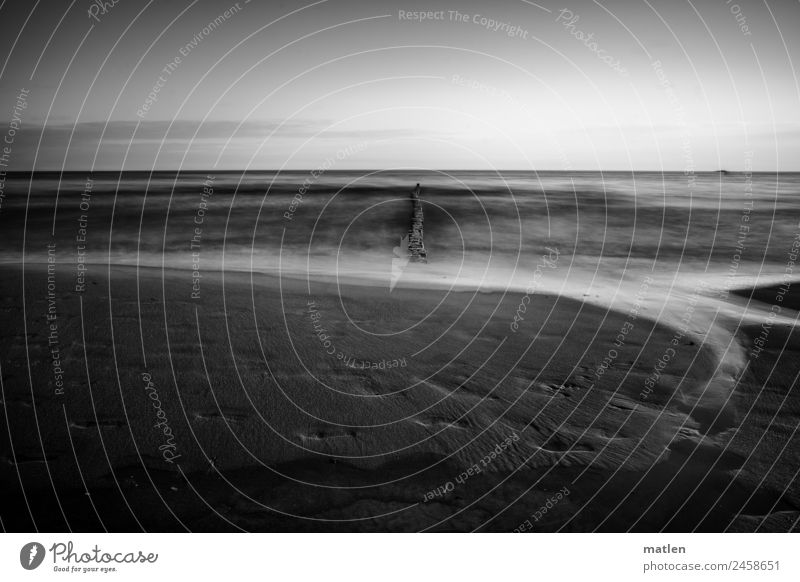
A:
3;168;798;174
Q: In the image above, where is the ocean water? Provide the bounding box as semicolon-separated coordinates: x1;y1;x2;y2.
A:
2;170;798;296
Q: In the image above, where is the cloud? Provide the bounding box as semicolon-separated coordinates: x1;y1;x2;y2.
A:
5;118;454;170
14;118;446;145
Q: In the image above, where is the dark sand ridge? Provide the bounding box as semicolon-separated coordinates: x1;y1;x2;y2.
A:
0;264;798;531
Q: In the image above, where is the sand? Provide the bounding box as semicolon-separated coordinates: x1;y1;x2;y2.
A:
1;264;798;532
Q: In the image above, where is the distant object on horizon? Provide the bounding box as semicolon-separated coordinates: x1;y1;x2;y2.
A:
408;183;427;263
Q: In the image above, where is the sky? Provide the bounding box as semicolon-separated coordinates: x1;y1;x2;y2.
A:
0;0;798;171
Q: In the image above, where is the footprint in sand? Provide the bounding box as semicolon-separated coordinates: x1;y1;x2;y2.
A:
69;418;127;430
193;409;251;423
531;382;570;398
0;396;32;408
3;453;63;465
412;416;471;430
298;426;358;441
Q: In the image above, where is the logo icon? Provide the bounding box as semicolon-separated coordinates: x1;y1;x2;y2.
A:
390;234;411;292
20;542;45;570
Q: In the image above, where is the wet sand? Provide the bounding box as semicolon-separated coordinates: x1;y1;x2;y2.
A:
0;264;798;531
733;284;800;312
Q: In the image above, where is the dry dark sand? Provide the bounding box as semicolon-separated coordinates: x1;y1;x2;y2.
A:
1;265;798;532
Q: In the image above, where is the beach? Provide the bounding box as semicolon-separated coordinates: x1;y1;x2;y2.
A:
0;260;797;532
1;170;799;531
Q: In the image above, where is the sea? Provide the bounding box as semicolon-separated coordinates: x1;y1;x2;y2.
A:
2;170;798;299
